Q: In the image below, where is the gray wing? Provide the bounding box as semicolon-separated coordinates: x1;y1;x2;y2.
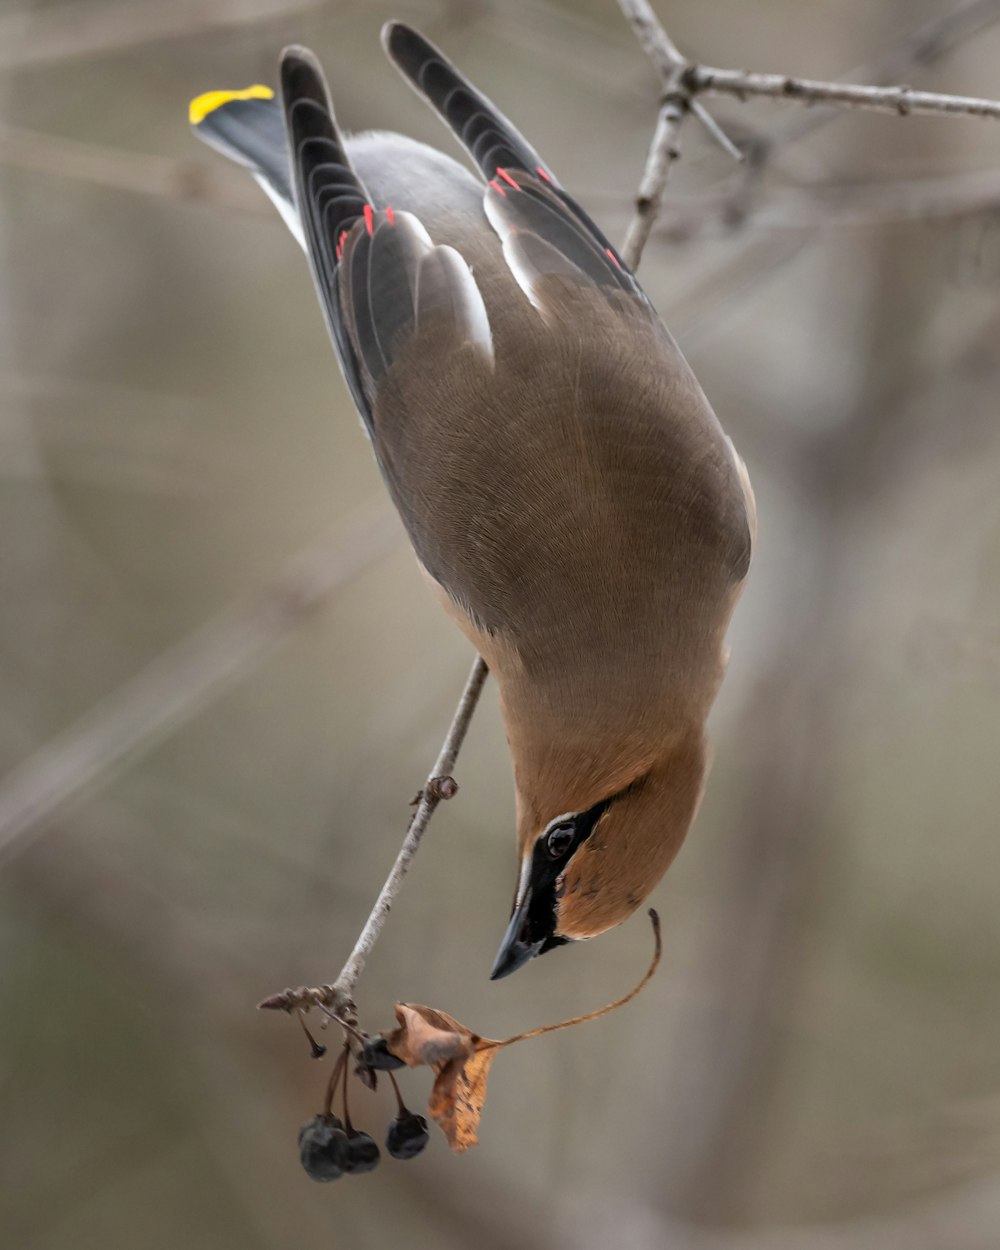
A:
382;21;652;321
279;48;495;430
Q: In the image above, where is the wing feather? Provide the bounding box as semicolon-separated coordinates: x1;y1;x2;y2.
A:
382;21;646;313
278;47;493;433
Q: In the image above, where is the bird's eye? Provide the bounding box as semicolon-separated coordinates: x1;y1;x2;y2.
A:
545;822;576;860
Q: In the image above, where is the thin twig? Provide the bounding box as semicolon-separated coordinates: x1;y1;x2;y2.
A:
333;654;488;998
258;655;488;1017
615;0;684;76
616;0;741;163
617;0;1000;271
621;98;687;269
618;0;1000;124
626;0;1000;277
615;0;715;269
688;64;1000;121
690;100;745;162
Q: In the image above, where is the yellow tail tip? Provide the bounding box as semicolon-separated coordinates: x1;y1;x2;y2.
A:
189;84;274;126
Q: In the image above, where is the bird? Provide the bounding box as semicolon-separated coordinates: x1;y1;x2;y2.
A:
189;23;755;980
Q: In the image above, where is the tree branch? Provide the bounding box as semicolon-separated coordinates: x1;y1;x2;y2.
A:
616;0;742;177
614;0;684;76
334;658;488;995
682;0;1000;252
689;65;1000;120
621;98;687;268
619;0;1000;125
615;0;691;269
617;0;748;268
617;0;1000;266
258;656;489;1017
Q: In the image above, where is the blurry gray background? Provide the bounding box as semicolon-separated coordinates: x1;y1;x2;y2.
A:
2;1;1000;1247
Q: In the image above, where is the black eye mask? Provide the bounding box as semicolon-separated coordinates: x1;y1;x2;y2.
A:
523;796;613;953
490;775;650;979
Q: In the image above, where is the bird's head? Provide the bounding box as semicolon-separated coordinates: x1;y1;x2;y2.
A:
490;726;708;979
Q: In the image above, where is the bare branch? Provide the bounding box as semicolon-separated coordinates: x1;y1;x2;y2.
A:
258;655;489;1016
691;101;745;162
616;0;1000;280
689;64;1000;121
621;99;687;268
333;654;488;998
616;0;741;165
619;0;1000;126
614;1;692;271
616;0;685;76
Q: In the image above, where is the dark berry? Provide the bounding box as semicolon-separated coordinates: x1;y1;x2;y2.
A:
298;1114;349;1182
386;1110;430;1160
361;1036;405;1071
343;1129;381;1174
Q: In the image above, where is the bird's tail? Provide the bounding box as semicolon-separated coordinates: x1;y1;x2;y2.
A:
189;84;304;246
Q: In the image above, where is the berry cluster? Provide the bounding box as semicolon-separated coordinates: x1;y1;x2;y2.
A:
297;1029;429;1183
298;1113;380;1180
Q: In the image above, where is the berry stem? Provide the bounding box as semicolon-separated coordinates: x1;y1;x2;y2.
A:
327;1011;366;1046
322;1046;348;1118
387;1069;407;1115
296;1009;327;1058
341;1041;353;1131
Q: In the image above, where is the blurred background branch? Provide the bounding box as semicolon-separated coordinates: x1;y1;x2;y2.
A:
0;501;400;864
0;121;272;214
0;0;327;69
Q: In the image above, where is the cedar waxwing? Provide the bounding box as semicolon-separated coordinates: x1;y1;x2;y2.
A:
189;24;755;980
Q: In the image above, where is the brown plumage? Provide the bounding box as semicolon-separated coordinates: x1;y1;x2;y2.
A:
190;24;755;979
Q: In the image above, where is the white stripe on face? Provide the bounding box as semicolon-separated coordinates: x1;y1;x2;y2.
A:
514;851;533;909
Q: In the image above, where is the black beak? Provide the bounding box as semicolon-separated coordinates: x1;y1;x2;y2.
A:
490;889;543;980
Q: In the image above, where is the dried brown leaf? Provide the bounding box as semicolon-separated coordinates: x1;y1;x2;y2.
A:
428;1041;501;1151
385;1003;482;1067
384;1003;503;1150
381;910;662;1151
